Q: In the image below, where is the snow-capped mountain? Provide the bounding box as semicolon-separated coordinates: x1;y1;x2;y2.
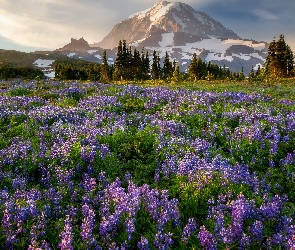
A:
55;1;268;75
94;1;240;49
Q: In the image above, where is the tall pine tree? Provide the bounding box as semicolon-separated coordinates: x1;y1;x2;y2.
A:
142;49;150;80
162;51;173;80
188;54;207;81
113;40;124;81
265;35;294;78
188;53;198;82
100;50;110;82
151;50;161;80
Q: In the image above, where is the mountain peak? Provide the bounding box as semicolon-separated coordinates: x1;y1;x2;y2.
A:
129;1;181;21
96;1;240;49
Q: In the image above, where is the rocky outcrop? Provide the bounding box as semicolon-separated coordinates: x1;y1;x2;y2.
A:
57;38;91;51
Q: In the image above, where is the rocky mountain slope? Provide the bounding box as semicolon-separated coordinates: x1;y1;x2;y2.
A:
94;1;240;50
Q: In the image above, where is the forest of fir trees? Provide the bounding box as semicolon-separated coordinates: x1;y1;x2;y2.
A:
50;36;294;82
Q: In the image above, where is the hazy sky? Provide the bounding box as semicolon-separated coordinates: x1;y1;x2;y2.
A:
0;0;294;52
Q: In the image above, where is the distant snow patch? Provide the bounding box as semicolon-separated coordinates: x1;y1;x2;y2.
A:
206;52;234;62
232;53;251;60
224;39;266;50
95;54;102;59
254;63;263;70
130;38;146;47
87;50;98;54
158;33;174;47
250;53;265;60
44;71;55;78
68;53;75;57
34;59;55;68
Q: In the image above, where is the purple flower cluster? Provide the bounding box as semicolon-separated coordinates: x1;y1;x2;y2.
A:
58;215;74;250
80;202;98;247
181;218;197;243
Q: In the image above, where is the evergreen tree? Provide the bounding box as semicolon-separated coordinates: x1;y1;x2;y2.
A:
151;50;161;80
265;35;294;78
248;65;255;82
188;54;207;81
132;48;141;80
255;64;264;82
125;46;133;80
172;60;180;82
238;67;245;81
141;49;150;80
100;50;110;82
162;51;173;80
113;40;124;80
188;53;198;81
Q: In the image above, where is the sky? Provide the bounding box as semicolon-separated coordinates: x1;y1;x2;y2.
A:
0;0;294;52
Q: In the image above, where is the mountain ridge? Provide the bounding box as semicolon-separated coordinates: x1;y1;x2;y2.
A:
94;1;240;49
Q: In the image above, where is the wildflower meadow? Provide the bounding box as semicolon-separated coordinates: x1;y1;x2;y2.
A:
1;79;295;249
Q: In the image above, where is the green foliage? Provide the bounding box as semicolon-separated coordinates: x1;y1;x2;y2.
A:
7;86;34;96
119;94;146;113
97;127;158;185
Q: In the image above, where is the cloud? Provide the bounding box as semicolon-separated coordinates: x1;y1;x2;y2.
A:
253;9;279;21
0;0;118;49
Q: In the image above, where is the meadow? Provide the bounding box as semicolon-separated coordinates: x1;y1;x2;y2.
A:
1;79;295;249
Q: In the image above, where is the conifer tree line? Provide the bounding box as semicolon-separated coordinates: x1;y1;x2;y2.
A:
54;60;101;81
0;62;45;79
52;36;294;82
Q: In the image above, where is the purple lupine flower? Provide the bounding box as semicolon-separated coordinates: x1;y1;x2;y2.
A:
99;144;111;158
58;215;74;250
99;212;121;237
259;194;288;220
271;233;283;245
28;215;49;249
2;201;18;248
230;193;255;240
124;172;131;182
219;225;235;245
197;226;217;250
125;217;136;240
181;218;197;244
250;220;263;242
154;169;160;183
98;171;109;188
153;231;174;250
108;242;119;250
137;236;150;250
82;173;97;193
80;203;97;247
240;233;251;249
